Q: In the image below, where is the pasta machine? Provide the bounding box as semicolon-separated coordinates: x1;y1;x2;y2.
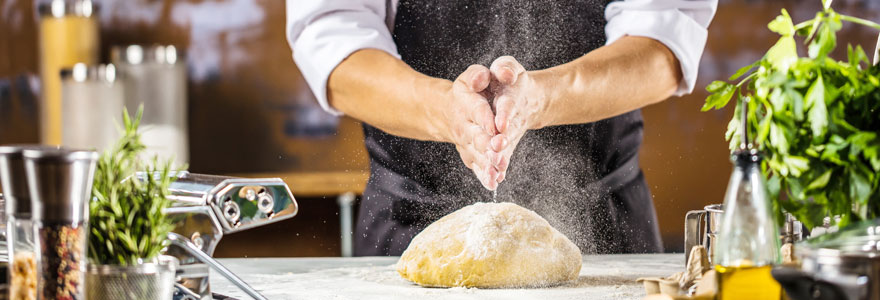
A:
160;172;298;300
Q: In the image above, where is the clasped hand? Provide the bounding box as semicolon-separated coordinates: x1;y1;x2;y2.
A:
444;56;542;191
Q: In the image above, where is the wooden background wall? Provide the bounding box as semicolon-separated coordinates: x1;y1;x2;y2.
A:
1;0;878;256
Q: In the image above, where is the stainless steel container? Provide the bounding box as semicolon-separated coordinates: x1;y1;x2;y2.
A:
23;147;97;300
85;256;178;300
773;218;880;300
685;203;804;264
60;63;124;151
111;45;188;166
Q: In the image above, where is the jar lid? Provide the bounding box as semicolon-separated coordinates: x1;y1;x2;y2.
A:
37;0;97;18
111;45;183;65
60;63;118;84
803;218;880;258
22;147;97;163
23;147;97;223
0;145;61;217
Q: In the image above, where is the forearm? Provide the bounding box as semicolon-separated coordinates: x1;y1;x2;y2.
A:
532;36;682;128
327;49;451;142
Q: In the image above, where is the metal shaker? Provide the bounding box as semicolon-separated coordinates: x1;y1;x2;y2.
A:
0;145;50;300
23;148;97;300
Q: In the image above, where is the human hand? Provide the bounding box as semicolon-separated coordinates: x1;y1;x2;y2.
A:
486;56;545;183
443;65;501;190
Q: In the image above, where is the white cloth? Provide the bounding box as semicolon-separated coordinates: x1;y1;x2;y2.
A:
287;0;718;116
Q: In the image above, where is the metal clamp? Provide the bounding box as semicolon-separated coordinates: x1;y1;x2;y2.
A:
684;210;708;264
167;233;267;300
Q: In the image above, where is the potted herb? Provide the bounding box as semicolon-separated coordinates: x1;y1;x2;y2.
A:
85;107;181;300
703;0;880;229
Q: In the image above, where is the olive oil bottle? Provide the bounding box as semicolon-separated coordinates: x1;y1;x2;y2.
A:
713;147;783;300
714;97;782;300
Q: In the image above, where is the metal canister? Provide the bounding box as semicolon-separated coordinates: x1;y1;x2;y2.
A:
773;218;880;300
111;45;188;166
23;147;97;300
60;63;124;151
684;204;804;264
37;0;100;145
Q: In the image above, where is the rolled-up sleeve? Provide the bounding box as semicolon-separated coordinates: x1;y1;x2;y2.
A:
605;0;717;96
287;0;399;116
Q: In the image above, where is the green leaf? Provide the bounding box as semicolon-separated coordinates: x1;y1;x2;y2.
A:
806;169;833;190
768;9;795;36
767;36;798;71
805;75;828;137
850;167;871;204
703;84;737;111
706;80;730;93
786;88;805;121
809;24;837;58
847;44;870;67
729;62;759;81
769;121;789;154
784;156;810;177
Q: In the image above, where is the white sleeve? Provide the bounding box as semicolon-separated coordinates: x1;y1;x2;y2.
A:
605;0;718;96
286;0;400;116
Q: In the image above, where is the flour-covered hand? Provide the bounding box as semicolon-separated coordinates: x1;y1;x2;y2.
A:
487;56;546;183
445;65;500;190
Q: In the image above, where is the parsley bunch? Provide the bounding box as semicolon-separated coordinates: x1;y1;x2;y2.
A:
703;0;880;229
89;107;181;265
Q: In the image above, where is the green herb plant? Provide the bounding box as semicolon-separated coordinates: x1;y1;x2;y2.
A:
703;0;880;229
89;107;181;266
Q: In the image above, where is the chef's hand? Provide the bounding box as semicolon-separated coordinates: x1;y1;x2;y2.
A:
444;65;501;190
487;56;546;183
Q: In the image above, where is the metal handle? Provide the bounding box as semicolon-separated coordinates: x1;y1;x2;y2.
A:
684;210;707;264
167;233;267;300
173;283;201;300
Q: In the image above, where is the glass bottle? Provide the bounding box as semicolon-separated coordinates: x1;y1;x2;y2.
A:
714;148;782;300
0;145;40;300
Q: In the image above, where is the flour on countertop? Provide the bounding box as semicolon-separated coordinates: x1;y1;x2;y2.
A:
210;254;682;300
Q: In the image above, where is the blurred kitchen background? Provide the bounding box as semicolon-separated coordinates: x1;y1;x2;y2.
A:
0;0;878;257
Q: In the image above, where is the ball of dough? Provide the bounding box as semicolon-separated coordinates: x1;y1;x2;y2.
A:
396;202;582;288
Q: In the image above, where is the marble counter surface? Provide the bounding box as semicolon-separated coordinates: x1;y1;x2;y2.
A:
210;253;682;300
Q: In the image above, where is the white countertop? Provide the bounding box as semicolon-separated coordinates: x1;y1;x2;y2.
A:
211;253;682;300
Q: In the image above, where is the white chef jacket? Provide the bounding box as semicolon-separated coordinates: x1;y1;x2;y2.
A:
287;0;718;116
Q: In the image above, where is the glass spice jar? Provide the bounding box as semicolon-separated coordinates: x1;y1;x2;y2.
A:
0;145;44;300
37;223;86;300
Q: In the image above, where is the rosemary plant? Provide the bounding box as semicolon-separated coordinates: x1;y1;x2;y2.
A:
89;107;180;266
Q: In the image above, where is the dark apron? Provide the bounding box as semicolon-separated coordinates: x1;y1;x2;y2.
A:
354;0;663;256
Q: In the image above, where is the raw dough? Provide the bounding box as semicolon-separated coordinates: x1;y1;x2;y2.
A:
396;202;582;288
